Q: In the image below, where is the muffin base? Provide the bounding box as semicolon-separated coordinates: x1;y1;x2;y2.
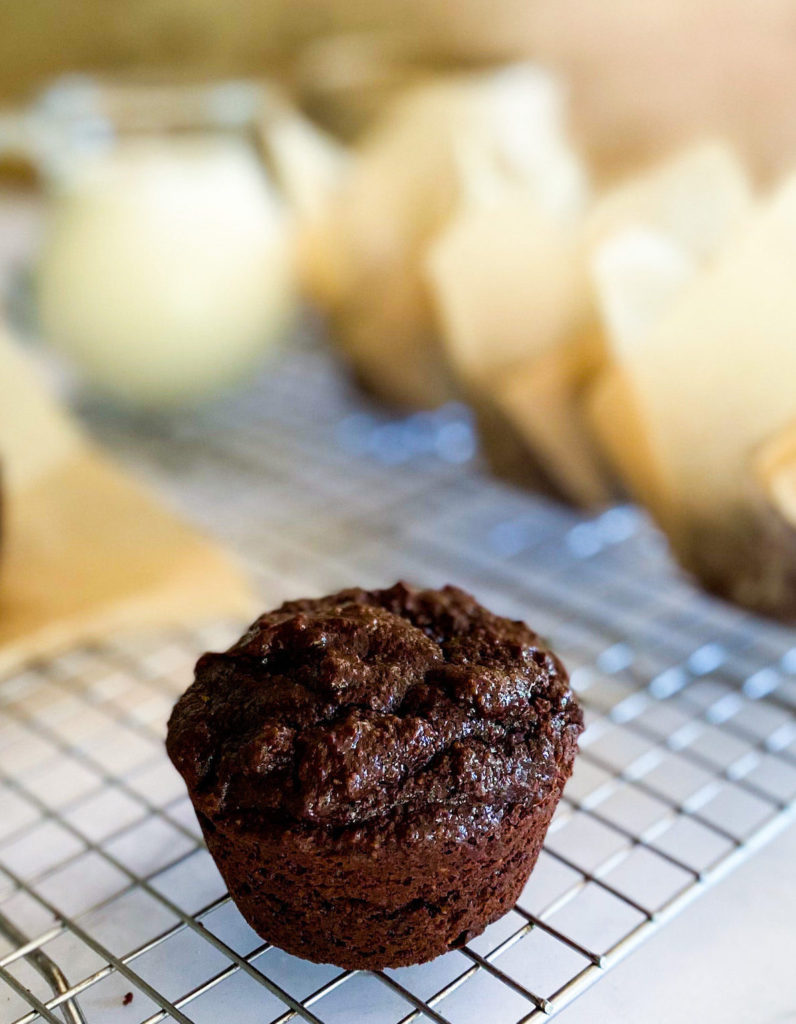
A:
198;780;566;970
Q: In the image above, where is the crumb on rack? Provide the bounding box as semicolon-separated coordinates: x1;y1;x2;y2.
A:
122;992;134;1006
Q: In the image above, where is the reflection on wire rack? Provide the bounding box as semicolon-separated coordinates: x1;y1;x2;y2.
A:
1;344;795;1023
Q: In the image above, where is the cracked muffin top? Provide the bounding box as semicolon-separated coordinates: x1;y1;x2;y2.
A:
166;582;583;833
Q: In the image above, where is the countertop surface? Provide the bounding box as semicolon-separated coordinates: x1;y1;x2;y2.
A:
559;819;796;1024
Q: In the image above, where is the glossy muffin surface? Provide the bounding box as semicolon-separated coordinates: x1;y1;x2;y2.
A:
167;582;583;968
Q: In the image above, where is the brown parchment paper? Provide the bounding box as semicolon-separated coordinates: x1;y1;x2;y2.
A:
0;325;256;679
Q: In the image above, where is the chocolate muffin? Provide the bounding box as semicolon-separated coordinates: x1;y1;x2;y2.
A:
166;582;583;969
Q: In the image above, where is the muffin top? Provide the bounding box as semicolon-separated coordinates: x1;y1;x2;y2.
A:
166;583;582;836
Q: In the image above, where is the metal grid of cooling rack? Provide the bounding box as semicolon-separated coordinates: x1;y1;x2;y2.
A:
2;341;796;1024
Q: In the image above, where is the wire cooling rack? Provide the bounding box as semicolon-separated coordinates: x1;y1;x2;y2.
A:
2;341;796;1024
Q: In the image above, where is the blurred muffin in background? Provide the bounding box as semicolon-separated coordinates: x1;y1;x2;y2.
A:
304;65;588;409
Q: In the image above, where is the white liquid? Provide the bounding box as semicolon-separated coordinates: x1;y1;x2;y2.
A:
38;136;296;405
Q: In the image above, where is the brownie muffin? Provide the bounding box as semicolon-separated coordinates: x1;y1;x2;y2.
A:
166;582;583;969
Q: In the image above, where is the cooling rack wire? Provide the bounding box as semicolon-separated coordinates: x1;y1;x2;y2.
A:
1;343;795;1023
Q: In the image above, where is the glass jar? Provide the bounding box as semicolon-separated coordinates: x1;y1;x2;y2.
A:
22;78;296;406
